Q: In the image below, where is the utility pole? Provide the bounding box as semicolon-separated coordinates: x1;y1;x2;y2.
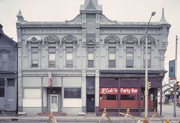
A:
174;35;178;117
144;12;156;119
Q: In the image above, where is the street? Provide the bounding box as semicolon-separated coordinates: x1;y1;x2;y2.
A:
0;104;180;123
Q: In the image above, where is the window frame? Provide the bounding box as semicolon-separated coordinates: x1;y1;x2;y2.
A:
64;88;81;98
48;47;56;68
126;47;134;68
108;47;116;68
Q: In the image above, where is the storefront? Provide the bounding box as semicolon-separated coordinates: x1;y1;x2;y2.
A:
98;70;164;116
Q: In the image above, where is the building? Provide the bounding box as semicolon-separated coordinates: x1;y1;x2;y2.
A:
17;0;170;115
0;24;17;115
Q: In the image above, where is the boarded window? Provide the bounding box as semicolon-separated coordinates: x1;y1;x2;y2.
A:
24;89;41;99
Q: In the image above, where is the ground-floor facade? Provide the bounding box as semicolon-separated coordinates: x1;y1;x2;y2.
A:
0;72;17;115
18;70;164;116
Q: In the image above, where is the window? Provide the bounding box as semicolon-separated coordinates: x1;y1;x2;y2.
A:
87;48;94;68
0;78;5;97
0;54;2;69
143;47;151;68
7;79;15;86
64;88;81;98
31;47;39;67
108;47;116;68
48;47;56;67
120;95;136;100
66;47;73;68
126;47;134;68
106;95;117;100
24;89;41;99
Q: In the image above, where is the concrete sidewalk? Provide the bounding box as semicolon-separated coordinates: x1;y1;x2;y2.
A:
0;115;180;122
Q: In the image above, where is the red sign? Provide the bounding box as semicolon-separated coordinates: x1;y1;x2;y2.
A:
120;88;138;94
100;88;118;94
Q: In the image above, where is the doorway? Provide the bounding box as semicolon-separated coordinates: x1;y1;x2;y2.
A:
50;94;58;112
87;95;95;112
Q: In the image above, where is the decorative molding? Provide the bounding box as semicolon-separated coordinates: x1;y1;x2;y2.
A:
44;35;60;44
26;36;43;45
86;33;96;46
140;35;156;45
122;35;138;44
104;35;120;44
62;34;78;44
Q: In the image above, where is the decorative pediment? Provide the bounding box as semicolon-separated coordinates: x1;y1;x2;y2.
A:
86;33;96;46
140;35;156;45
122;35;138;44
104;35;120;44
87;40;95;46
62;34;78;44
44;35;60;44
26;36;42;44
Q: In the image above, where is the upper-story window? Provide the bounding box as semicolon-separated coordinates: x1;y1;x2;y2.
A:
143;47;151;68
0;50;10;70
31;47;39;67
48;47;56;68
66;47;73;68
0;78;5;97
126;47;134;68
108;47;116;68
87;48;94;68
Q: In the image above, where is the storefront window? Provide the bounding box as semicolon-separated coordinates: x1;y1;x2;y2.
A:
106;95;117;100
120;94;136;100
64;88;81;98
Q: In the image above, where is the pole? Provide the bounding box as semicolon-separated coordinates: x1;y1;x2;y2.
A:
145;12;155;118
174;35;178;117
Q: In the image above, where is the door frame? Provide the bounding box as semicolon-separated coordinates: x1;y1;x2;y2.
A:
50;94;59;112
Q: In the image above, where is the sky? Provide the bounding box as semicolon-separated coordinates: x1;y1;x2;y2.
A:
0;0;180;83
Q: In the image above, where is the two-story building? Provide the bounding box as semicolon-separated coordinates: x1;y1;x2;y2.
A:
0;24;17;115
17;0;170;115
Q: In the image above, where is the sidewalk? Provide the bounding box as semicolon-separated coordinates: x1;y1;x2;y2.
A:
0;115;180;122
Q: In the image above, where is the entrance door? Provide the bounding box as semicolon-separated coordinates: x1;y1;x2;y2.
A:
50;94;58;112
87;95;95;112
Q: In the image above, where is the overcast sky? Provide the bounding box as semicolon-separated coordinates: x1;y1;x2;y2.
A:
0;0;180;83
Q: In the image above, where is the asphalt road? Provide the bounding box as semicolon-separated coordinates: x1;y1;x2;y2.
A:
0;104;180;123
